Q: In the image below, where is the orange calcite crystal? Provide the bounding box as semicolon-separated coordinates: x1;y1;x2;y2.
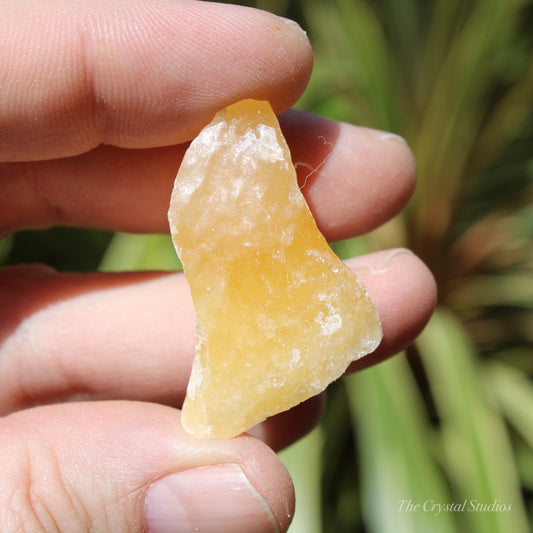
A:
168;99;382;439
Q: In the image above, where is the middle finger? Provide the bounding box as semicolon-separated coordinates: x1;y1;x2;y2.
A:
0;249;435;416
0;111;415;241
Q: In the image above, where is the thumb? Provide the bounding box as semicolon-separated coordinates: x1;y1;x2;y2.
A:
1;0;312;161
1;401;293;532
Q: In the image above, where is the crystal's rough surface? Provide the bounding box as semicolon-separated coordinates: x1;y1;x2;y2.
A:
168;99;382;439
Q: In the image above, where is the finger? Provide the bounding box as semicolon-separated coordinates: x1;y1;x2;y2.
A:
1;401;293;532
1;114;416;239
249;393;326;452
0;250;436;419
281;110;417;241
345;248;437;371
1;0;312;162
0;265;196;414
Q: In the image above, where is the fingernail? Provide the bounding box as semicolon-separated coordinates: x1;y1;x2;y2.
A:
144;463;280;533
376;131;407;143
279;16;307;35
346;247;415;274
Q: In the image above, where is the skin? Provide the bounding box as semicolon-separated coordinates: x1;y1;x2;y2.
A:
0;1;437;531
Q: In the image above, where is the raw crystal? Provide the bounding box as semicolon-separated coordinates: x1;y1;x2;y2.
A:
168;99;382;439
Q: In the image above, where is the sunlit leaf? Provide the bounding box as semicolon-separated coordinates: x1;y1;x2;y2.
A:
99;233;181;272
417;309;529;533
346;354;456;533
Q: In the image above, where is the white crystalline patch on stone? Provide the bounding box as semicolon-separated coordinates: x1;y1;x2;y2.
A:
315;312;342;335
233;124;285;164
258;124;286;162
289;349;301;369
193;119;225;157
306;249;326;263
172;171;203;205
271;377;284;388
315;293;342;334
173;121;225;204
186;357;203;400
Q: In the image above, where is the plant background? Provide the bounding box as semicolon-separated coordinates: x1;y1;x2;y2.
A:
1;1;532;532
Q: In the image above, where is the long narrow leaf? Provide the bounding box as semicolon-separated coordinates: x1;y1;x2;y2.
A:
417;309;529;533
486;361;533;450
346;354;456;533
279;427;323;533
99;233;181;272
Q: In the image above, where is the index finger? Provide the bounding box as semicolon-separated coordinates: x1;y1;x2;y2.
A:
0;0;312;161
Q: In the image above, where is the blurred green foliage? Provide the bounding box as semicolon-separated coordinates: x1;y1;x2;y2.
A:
278;1;533;532
1;1;532;532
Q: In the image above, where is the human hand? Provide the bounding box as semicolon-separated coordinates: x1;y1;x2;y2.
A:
0;1;436;532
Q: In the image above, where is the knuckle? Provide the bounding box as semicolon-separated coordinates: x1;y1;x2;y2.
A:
0;264;59;415
0;160;65;234
0;432;87;533
3;486;57;533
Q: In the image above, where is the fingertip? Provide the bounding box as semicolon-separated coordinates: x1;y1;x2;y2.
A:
346;249;437;369
326;124;417;237
193;6;314;126
0;401;295;533
365;128;417;218
250;11;313;114
280;113;417;240
235;436;296;533
90;1;314;149
0;0;314;160
144;463;286;533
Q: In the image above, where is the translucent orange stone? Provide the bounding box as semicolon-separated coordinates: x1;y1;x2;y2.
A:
168;99;382;439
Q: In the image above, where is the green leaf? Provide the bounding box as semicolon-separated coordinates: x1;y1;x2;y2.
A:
279;427;323;533
448;273;533;309
416;309;529;533
99;233;181;272
0;234;13;266
346;354;456;533
486;361;533;450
